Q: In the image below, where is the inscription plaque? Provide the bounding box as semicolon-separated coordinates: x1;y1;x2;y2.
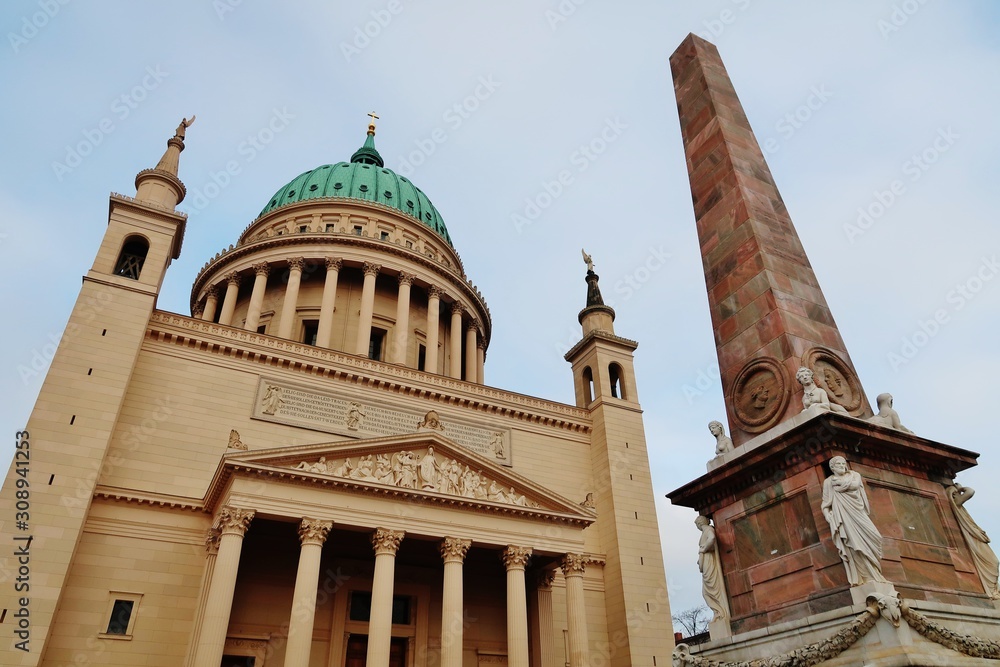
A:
252;378;512;465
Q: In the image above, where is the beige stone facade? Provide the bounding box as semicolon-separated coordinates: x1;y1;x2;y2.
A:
0;123;674;666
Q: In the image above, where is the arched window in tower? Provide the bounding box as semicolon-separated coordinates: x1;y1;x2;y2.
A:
609;363;627;400
583;366;595;404
113;235;149;280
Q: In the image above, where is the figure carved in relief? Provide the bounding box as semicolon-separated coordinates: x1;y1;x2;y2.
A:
491;431;505;458
821;456;888;586
750;384;770;410
393;451;418;489
867;393;913;434
346;402;366;431
419;447;441;490
824;368;847;398
708;421;734;455
295;457;328;474
417;409;445;431
350;455;376;481
261;385;284;415
488;480;504;502
374;453;394;484
797;367;849;415
695;515;729;622
946;484;1000;599
332;458;353;477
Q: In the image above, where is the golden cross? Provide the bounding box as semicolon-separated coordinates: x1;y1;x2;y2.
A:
367;111;379;125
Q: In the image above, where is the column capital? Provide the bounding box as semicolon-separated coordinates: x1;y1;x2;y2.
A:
225;271;241;287
252;262;270;277
536;570;556;590
560;553;588;576
363;262;382;278
466;317;480;333
451;302;464;316
440;537;472;564
372;527;405;556
288;256;306;272
299;517;333;546
205;528;221;555
398;272;416;287
428;285;443;299
193;305;204;319
326;257;343;271
216;506;255;537
477;339;486;351
206;284;219;298
502;545;532;571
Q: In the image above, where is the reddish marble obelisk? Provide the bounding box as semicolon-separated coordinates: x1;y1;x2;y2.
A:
671;33;871;445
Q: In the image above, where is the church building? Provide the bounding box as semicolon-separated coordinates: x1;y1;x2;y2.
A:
0;114;674;667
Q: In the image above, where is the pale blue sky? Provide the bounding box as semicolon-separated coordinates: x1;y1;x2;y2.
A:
1;1;998;616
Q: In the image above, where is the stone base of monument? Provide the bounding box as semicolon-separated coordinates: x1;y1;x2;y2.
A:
708;617;732;641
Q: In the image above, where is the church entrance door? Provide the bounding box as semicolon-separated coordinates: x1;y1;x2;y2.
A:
344;634;407;667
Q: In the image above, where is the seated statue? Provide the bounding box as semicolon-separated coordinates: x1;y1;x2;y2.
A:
867;393;913;433
708;420;734;455
796;367;849;414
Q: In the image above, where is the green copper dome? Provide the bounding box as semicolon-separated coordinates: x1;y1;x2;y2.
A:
258;131;452;246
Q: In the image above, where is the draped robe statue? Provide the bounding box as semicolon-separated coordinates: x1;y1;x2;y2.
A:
821;456;888;586
695;515;729;622
947;484;1000;599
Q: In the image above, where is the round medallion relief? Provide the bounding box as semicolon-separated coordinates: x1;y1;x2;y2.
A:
731;357;790;433
802;347;863;414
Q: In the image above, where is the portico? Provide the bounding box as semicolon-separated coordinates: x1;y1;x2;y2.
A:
188;433;597;667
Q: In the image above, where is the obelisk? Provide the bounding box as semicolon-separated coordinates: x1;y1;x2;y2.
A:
671;33;871;445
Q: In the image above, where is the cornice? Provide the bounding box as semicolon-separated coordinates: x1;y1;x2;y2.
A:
93;485;206;512
146;311;592;433
563;329;639;361
109;191;187;259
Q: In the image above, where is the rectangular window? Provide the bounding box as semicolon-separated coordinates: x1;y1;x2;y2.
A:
417;344;426;371
256;324;267;334
326;224;336;232
299;225;308;233
353;225;364;236
405;240;413;249
99;592;142;639
368;328;386;361
380;231;390;241
221;657;256;667
302;320;319;346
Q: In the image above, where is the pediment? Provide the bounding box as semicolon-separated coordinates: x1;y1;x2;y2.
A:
208;431;596;526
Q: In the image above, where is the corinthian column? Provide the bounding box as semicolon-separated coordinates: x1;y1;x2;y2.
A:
244;262;270;331
440;537;472;667
561;554;590;667
316;258;342;349
476;340;486;385
502;545;532;667
192;507;254;667
218;272;241;327
425;286;441;373
367;528;404;667
465;319;479;383
355;262;381;356
449;303;463;379
391;273;415;364
284;518;333;667
277;257;305;339
202;285;218;321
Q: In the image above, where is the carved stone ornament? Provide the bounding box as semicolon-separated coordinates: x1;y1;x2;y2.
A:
440;537;472;563
867;392;914;434
192;305;204;318
580;492;596;509
290;446;538;508
205;528;221;555
362;262;382;277
325;257;343;271
205;284;218;298
802;347;864;414
502;545;532;570
287;256;306;272
417;410;445;431
228;429;248;450
730;357;790;433
536;570;556;590
428;285;443;299
217;507;255;536
252;261;270;277
260;384;284;416
346;402;366;431
561;553;588;575
398;272;415;286
299;517;333;546
372;527;404;556
708;420;734;456
490;431;505;458
225;271;241;287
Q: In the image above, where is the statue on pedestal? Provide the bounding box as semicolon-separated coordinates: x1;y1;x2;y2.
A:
695;515;729;622
708;420;734;455
947;484;1000;599
797;367;849;414
821;456;888;586
867;393;913;433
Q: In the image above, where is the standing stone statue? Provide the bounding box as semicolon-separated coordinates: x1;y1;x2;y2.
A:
821;456;888;585
946;484;1000;599
867;393;913;433
708;420;734;455
797;367;849;414
695;515;729;622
